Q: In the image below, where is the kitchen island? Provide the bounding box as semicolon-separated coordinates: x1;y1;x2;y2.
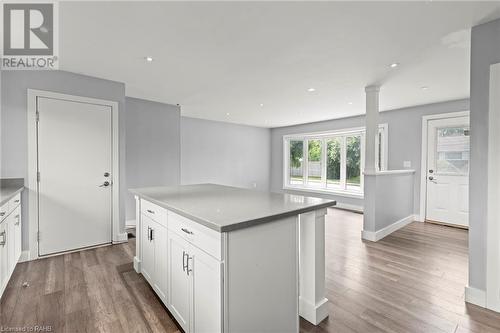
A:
131;184;335;333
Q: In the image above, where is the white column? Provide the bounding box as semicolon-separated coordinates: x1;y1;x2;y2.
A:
363;86;380;239
364;85;380;173
299;208;328;325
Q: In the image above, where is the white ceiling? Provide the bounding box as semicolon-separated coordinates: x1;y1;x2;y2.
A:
59;1;500;128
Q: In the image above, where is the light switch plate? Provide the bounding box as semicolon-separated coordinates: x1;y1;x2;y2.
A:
403;161;411;168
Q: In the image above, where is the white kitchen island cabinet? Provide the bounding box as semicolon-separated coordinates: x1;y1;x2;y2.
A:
131;184;335;333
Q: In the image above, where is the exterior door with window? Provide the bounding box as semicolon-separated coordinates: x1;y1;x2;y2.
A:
426;116;469;227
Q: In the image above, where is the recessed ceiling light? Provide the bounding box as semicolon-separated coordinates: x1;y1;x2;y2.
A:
259;103;264;107
226;112;230;116
389;63;399;68
307;88;316;92
421;86;429;90
348;102;353;105
145;56;154;62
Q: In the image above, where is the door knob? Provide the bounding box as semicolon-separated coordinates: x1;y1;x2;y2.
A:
99;181;110;187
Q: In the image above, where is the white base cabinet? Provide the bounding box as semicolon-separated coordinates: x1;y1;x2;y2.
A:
135;197;222;333
0;193;23;299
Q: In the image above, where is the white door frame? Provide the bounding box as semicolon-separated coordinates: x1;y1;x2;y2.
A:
486;63;500;312
27;89;121;260
418;111;470;223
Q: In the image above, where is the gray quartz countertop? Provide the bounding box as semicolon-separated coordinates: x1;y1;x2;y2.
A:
0;178;24;207
130;184;336;232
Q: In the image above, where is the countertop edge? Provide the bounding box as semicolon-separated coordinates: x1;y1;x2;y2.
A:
0;186;24;207
130;189;336;233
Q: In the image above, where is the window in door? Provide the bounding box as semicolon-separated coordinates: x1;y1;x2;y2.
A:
435;126;470;174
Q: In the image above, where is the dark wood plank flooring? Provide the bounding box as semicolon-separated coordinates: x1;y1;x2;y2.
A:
1;209;500;332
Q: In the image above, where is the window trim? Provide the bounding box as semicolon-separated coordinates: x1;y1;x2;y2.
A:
283;124;388;197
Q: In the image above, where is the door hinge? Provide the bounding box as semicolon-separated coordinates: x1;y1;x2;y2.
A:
37;231;40;242
37;171;40;183
36;111;40;123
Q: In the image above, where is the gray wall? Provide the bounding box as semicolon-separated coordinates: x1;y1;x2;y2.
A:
270;99;470;213
181;117;271;191
469;18;500;291
1;70;126;250
125;97;180;221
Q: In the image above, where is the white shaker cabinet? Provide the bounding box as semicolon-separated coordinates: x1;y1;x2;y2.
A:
141;213;168;303
153;221;168;303
0;192;23;298
135;197;223;333
167;229;222;333
190;244;222;333
167;231;191;332
0;221;7;291
141;215;155;284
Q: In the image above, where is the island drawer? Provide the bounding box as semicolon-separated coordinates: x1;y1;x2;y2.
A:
168;211;222;260
141;199;167;227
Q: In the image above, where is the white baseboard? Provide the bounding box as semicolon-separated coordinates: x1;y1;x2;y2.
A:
333;203;364;213
126;219;136;228
465;286;486;307
113;232;128;243
19;250;31;263
134;256;141;273
362;214;415;242
299;297;329;325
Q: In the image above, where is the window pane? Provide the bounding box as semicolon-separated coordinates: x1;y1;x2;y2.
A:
307;140;322;187
289;140;304;184
436;127;469;174
326;138;341;188
346;135;361;188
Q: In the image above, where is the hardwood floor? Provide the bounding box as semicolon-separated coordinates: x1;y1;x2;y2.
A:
1;209;500;332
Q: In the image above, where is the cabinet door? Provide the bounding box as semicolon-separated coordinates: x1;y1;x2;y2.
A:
168;231;190;332
141;215;155;284
191;246;222;333
153;223;168;303
7;215;16;275
0;222;7;290
13;210;21;262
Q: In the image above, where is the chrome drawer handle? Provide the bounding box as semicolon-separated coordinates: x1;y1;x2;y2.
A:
186;255;193;276
14;200;20;203
0;231;6;246
147;209;155;214
0;212;5;217
182;251;187;271
181;228;193;235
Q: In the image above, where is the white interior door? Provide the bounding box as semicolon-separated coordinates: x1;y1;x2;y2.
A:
37;96;112;256
426;116;469;227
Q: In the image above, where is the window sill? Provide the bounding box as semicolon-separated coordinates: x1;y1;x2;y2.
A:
283;185;364;199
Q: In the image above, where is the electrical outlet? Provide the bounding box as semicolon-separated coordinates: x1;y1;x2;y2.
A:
403;161;411;168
